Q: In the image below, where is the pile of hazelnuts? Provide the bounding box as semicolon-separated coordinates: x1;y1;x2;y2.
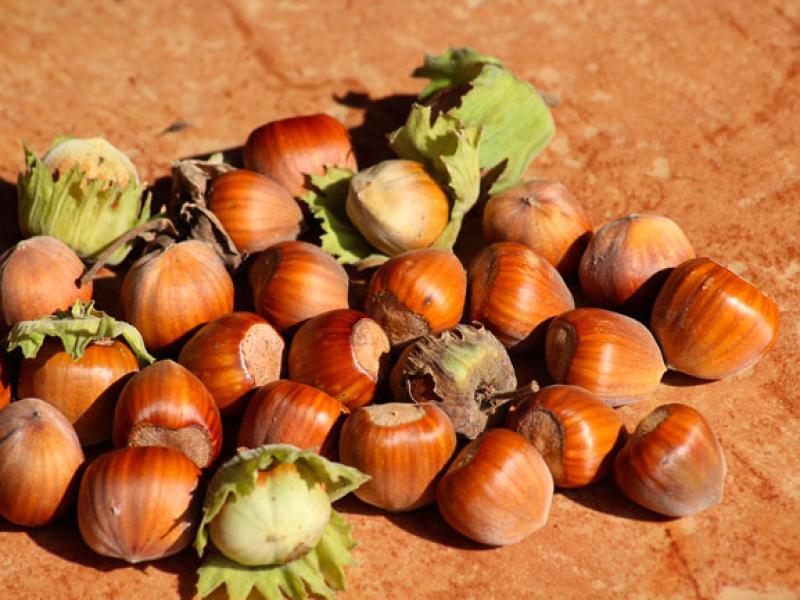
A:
0;113;780;559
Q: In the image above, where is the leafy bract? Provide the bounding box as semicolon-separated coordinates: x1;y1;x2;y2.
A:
399;47;556;194
196;512;356;600
195;445;369;600
413;47;503;101
17;140;151;265
388;104;481;249
302;167;387;267
7;301;155;365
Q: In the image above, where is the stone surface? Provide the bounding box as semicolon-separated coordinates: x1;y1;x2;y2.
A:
1;0;799;599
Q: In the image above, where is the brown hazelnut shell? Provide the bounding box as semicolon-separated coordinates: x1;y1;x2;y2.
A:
482;180;592;277
365;248;466;347
121;240;234;355
288;309;390;410
614;403;726;517
18;339;139;446
77;446;201;563
579;213;695;316
506;384;626;487
238;380;347;459
546;308;666;407
650;257;780;379
112;360;223;468
339;402;456;512
436;428;553;546
469;242;574;351
0;236;92;327
178;312;284;416
208;169;303;254
249;240;349;332
244;113;357;198
0;398;85;527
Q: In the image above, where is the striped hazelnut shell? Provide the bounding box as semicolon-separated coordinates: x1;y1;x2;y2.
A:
546;308;666;407
77;446;201;563
614;403;726;517
469;242;574;351
288;309;390;410
121;240;234;355
249;240;349;332
482;180;592;277
238;380;347;459
365;248;466;347
244;113;357;198
436;428;553;546
0;236;93;327
178;312;284;416
579;214;695;316
207;169;303;254
650;257;780;379
112;360;223;468
339;402;456;512
18;339;139;446
506;384;626;487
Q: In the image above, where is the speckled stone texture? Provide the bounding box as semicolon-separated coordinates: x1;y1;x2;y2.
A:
1;0;798;598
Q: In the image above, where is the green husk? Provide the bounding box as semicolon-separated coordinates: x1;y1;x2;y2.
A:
387;104;481;249
393;47;555;194
302;166;387;267
195;445;369;600
17;138;151;265
6;301;154;365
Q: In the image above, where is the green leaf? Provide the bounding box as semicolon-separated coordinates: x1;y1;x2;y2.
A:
302;167;387;266
388;104;481;249
6;301;155;365
195;445;369;600
17;141;151;265
196;444;369;557
413;47;503;101
196;512;356;600
404;48;556;194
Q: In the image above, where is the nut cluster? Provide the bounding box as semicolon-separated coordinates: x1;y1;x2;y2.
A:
0;104;780;590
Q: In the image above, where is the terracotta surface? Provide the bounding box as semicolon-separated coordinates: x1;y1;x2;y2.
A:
1;0;799;598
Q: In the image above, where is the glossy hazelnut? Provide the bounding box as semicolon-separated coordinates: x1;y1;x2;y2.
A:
482;180;592;277
339;402;456;512
113;360;223;468
365;248;466;347
614;403;726;517
121;240;234;355
436;428;553;545
178;312;284;416
78;446;201;562
249;240;349;332
238;380;347;459
17;339;139;445
546;308;666;406
579;214;695;316
244;113;357;198
506;384;626;487
650;257;780;379
288;309;390;410
469;242;574;351
0;236;92;327
207;169;303;254
0;398;84;526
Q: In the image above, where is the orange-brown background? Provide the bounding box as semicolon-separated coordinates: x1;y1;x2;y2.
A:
1;1;798;598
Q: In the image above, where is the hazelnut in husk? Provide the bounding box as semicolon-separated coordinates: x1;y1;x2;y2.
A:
390;324;517;439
